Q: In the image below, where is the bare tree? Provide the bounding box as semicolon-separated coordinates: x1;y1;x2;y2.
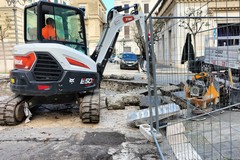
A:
179;7;209;54
0;15;12;73
132;20;165;83
133;29;144;53
152;19;165;41
132;19;165;52
6;0;27;44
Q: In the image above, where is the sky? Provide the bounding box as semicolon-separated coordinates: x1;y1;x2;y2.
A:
102;0;114;13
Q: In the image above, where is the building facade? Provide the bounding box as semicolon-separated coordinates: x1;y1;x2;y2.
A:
0;1;23;72
70;0;106;55
0;0;105;72
114;0;158;55
0;0;70;72
155;0;240;68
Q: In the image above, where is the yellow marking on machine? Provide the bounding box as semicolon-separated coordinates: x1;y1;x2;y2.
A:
10;78;15;84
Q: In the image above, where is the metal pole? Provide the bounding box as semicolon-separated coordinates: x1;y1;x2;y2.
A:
149;16;159;133
144;16;154;131
146;0;163;21
151;130;165;160
145;17;165;160
13;2;19;44
187;34;191;117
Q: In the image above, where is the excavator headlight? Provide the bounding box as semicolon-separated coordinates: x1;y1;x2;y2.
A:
14;52;36;70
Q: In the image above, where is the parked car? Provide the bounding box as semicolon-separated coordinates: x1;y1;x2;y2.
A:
109;54;121;64
113;55;121;64
120;52;138;70
109;55;116;63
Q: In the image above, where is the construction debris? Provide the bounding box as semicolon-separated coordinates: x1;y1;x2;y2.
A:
171;91;188;109
160;85;182;96
139;124;162;143
128;103;180;127
103;74;134;80
24;102;32;123
140;96;162;109
101;79;147;92
122;93;143;106
105;95;124;110
105;93;143;110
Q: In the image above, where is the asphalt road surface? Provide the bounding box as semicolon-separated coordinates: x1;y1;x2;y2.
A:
104;62;192;86
0;63;162;160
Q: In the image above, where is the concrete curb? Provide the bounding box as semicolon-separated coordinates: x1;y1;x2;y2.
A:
156;69;190;74
139;124;162;143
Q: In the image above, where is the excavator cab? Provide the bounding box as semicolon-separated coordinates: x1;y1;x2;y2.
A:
24;1;87;54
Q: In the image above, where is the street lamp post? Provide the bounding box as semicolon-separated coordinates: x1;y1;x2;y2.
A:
6;0;26;44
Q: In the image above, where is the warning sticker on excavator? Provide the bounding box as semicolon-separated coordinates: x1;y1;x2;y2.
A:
10;78;15;84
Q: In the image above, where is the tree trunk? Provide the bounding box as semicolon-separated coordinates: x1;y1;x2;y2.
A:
193;34;196;57
1;40;7;73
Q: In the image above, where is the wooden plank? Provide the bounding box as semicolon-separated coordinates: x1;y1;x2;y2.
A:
167;123;202;160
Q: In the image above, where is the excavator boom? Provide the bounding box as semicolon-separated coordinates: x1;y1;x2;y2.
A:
91;4;146;79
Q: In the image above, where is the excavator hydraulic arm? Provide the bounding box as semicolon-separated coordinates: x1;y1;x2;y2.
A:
91;4;147;80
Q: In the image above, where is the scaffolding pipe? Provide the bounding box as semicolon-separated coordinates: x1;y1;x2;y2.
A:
144;16;154;131
149;16;159;133
146;0;163;21
151;130;165;160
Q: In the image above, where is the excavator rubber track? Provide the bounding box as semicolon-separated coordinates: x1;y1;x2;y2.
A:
0;94;26;125
80;89;100;123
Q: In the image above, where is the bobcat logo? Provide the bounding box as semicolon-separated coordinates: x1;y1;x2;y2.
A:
69;78;75;84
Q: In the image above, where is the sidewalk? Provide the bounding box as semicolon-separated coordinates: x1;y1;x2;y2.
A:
0;74;9;80
154;63;191;74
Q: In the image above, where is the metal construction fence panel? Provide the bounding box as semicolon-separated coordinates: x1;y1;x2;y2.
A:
145;0;240;159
